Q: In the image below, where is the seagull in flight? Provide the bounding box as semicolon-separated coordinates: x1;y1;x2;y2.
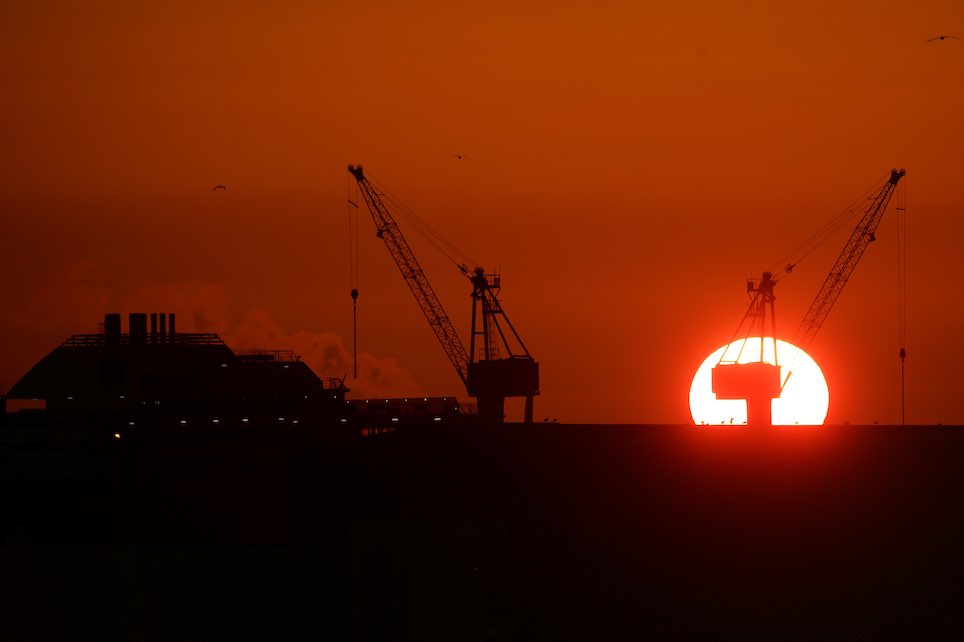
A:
926;35;959;42
452;154;468;160
212;184;227;191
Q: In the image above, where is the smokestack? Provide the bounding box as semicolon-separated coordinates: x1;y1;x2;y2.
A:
150;313;158;344
104;313;121;344
159;313;166;344
169;313;176;342
129;313;147;345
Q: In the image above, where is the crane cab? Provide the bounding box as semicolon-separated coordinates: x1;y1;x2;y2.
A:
712;362;782;426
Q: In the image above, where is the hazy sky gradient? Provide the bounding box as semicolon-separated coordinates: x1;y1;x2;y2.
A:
3;0;962;424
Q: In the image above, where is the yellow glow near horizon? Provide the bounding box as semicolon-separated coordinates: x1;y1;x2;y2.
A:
690;338;829;426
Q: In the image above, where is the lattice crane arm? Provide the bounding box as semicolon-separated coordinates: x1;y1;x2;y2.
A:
793;168;905;349
348;164;470;386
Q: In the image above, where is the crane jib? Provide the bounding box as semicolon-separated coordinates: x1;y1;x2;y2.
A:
793;168;905;349
349;166;470;383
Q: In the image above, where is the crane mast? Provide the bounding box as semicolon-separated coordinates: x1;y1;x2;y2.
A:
347;164;539;424
793;168;905;349
712;271;782;426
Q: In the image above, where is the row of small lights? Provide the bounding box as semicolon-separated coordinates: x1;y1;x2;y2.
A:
112;413;445;440
68;393;342;402
69;394;465;406
113;416;298;428
222;362;291;369
351;397;450;403
116;414;444;427
113;416;299;440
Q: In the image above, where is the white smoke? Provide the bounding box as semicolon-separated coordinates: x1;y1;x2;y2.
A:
232;309;421;398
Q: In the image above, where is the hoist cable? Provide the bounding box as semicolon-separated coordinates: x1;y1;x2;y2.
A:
365;171;480;272
896;178;908;425
766;174;890;278
347;176;360;379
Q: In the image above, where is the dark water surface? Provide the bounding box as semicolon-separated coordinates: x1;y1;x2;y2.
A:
3;424;964;640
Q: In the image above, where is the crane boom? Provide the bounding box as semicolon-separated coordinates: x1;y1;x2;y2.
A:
793;168;905;349
347;164;470;385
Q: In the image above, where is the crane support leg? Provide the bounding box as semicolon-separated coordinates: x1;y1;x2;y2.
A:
524;395;534;425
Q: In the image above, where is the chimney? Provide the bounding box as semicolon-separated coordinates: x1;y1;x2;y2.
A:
150;313;158;344
129;313;147;345
169;313;176;341
104;313;121;344
159;313;166;343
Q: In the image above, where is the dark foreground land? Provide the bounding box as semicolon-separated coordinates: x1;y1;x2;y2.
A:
2;423;964;640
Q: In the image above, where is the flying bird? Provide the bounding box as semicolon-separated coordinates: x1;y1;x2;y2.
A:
212;184;227;191
452;154;468;160
926;35;959;42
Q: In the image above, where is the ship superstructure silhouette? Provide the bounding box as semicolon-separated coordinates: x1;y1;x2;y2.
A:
5;312;351;431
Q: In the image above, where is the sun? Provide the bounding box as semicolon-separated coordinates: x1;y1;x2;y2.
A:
689;338;829;426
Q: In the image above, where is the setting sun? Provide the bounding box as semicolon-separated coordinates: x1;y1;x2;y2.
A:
690;338;829;426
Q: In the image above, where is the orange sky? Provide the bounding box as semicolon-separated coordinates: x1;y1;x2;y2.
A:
2;0;963;424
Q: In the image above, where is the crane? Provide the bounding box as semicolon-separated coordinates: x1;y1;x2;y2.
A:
712;168;906;425
347;164;539;425
793;168;905;349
